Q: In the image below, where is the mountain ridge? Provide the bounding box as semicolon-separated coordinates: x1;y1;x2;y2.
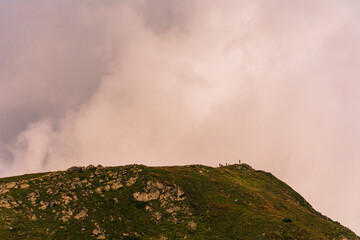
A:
0;163;358;239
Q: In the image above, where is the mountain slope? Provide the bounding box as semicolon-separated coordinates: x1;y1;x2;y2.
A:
0;164;358;239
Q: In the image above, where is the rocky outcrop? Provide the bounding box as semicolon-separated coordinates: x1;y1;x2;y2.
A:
74;209;88;220
110;181;123;190
60;209;73;222
0;195;14;208
27;192;39;205
133;180;185;202
67;166;85;173
93;222;106;239
0;189;9;195
187;221;197;230
19;183;30;189
39;201;49;210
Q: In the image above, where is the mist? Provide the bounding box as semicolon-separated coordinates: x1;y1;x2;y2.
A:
0;0;359;234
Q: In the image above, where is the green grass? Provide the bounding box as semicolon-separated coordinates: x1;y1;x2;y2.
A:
0;164;358;239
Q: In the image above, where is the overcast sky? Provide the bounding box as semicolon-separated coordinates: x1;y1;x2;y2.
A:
0;0;359;234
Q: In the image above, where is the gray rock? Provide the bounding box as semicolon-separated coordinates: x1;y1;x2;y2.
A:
133;180;186;202
19;183;30;189
74;209;88;220
27;192;39;205
39;201;49;210
86;165;97;170
187;221;197;230
67;166;84;173
71;181;83;189
126;176;138;186
133;190;161;201
0;195;13;208
93;223;106;239
111;181;123;190
60;209;73;222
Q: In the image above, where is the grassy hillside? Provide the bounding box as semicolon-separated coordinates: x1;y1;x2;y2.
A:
0;164;358;239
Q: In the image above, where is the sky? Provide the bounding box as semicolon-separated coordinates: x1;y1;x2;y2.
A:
0;0;359;234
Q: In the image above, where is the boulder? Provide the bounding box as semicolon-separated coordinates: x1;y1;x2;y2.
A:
74;209;88;220
111;181;123;190
188;221;197;230
20;183;30;189
133;190;161;201
67;166;84;173
0;195;14;208
133;180;186;202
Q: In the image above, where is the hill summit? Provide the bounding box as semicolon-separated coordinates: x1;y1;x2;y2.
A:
0;163;358;239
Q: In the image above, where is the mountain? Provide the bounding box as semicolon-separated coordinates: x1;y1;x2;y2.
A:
0;163;358;239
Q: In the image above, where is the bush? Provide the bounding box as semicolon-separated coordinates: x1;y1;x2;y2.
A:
283;218;292;223
134;200;147;209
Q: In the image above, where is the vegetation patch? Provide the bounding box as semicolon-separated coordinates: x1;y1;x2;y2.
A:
0;164;357;239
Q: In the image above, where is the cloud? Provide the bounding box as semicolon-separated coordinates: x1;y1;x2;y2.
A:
0;0;108;142
0;0;359;234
